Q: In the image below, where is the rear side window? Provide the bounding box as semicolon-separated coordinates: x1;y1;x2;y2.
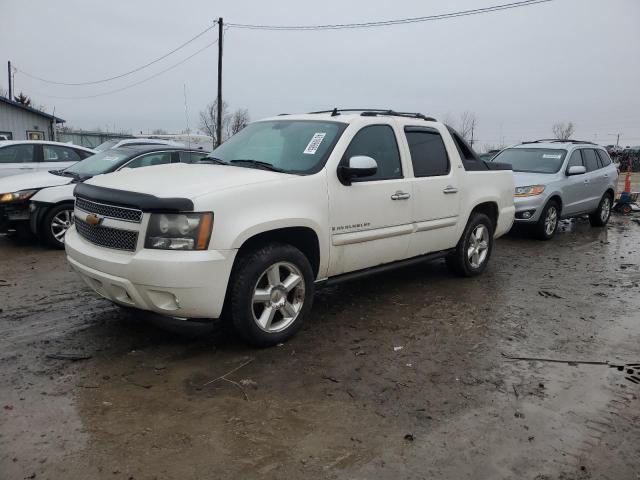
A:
343;125;402;181
596;149;612;166
0;144;35;163
405;128;449;177
43;145;81;162
123;152;172;169
582;149;600;172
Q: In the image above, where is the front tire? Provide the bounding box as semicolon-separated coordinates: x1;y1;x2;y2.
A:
229;243;314;347
446;212;494;277
589;192;612;226
534;200;559;240
40;203;74;249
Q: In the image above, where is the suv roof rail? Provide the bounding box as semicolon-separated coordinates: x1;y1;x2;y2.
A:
308;108;437;121
521;139;597;145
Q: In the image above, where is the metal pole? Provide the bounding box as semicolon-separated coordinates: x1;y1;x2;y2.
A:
7;61;13;100
216;18;223;147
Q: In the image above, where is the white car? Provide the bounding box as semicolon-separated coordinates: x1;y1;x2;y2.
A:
94;138;185;152
65;110;515;346
0;140;95;178
0;145;209;247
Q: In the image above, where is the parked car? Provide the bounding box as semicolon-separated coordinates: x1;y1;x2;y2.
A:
94;138;184;152
491;139;618;239
0;141;95;179
65;110;515;346
478;149;501;162
0;145;209;248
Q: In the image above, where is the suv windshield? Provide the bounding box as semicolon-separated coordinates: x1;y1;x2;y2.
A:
203;120;347;174
64;150;131;177
492;148;567;173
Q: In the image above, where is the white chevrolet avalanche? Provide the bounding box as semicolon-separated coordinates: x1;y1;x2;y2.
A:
65;110;515;346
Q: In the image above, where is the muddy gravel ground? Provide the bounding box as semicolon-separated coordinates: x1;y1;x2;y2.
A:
1;215;640;480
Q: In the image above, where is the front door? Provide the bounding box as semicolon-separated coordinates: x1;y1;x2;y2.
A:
327;124;413;276
563;149;592;215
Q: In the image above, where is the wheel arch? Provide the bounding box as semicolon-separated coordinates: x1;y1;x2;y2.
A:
546;194;563;213
469;201;499;232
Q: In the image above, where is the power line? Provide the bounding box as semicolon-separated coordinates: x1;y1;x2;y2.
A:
15;24;215;86
28;39;218;100
227;0;554;30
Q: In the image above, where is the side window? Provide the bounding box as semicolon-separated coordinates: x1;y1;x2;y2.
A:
123;152;172;169
405;129;450;177
596;149;612;166
342;125;402;181
582;149;600;172
178;151;209;164
567;150;583;169
0;144;35;164
43;145;81;162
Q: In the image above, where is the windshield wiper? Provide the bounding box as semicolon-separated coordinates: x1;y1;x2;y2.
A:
195;156;229;165
229;159;284;172
50;169;80;179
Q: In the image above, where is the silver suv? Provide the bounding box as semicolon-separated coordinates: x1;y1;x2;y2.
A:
492;140;618;239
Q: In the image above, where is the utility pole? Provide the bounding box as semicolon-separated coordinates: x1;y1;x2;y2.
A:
608;133;621;147
7;61;13;100
216;17;223;147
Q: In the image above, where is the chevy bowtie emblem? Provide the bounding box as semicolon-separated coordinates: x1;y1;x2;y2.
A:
85;213;103;226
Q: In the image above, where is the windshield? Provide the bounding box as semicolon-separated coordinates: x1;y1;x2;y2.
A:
204;120;347;174
492;148;567;173
94;139;120;152
65;150;131;177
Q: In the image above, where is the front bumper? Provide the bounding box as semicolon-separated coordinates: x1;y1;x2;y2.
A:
513;194;547;223
0;202;30;232
65;226;237;318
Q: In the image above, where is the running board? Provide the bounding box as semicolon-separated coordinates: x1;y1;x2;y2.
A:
319;249;453;286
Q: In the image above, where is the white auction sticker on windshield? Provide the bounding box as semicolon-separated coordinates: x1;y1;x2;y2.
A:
303;133;326;155
542;154;562;159
103;155;120;162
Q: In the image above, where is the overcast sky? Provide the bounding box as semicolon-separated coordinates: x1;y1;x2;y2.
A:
1;0;638;149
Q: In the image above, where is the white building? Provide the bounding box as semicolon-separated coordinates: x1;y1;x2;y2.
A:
0;96;64;141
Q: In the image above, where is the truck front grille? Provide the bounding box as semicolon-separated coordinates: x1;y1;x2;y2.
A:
76;197;143;223
75;218;138;251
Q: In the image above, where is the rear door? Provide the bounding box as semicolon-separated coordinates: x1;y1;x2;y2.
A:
581;148;604;210
0;144;38;178
403;126;461;256
327;123;413;276
41;144;83;172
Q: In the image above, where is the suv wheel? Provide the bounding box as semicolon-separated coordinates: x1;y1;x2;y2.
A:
229;243;314;347
534;200;559;240
41;204;74;249
446;212;493;277
589;192;612;227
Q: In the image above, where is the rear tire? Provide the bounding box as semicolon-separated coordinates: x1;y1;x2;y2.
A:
229;243;314;347
446;212;494;277
40;203;74;249
534;200;559;240
589;192;612;226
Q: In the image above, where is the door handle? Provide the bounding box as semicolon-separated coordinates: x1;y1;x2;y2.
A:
443;186;458;194
391;191;411;200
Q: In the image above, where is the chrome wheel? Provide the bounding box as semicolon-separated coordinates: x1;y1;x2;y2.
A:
51;209;74;243
467;224;489;269
600;196;611;222
544;206;558;236
251;262;305;333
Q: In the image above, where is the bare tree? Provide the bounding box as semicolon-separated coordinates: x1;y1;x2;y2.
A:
443;111;478;145
552;121;575;140
199;99;230;148
14;92;32;106
0;85;7;98
227;108;250;138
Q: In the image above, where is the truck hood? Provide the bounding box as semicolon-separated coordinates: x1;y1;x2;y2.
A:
0;170;72;194
84;163;291;199
512;171;557;188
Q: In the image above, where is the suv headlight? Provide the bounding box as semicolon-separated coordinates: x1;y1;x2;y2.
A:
514;185;545;197
0;189;38;203
145;213;213;250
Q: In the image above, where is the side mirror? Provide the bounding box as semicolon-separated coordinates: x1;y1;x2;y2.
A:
337;156;378;186
567;165;586;176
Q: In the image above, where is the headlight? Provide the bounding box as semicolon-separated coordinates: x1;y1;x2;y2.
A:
514;185;545;197
144;213;213;251
0;189;38;203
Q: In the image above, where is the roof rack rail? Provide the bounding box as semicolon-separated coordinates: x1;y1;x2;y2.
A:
521;139;597;145
308;108;437;121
